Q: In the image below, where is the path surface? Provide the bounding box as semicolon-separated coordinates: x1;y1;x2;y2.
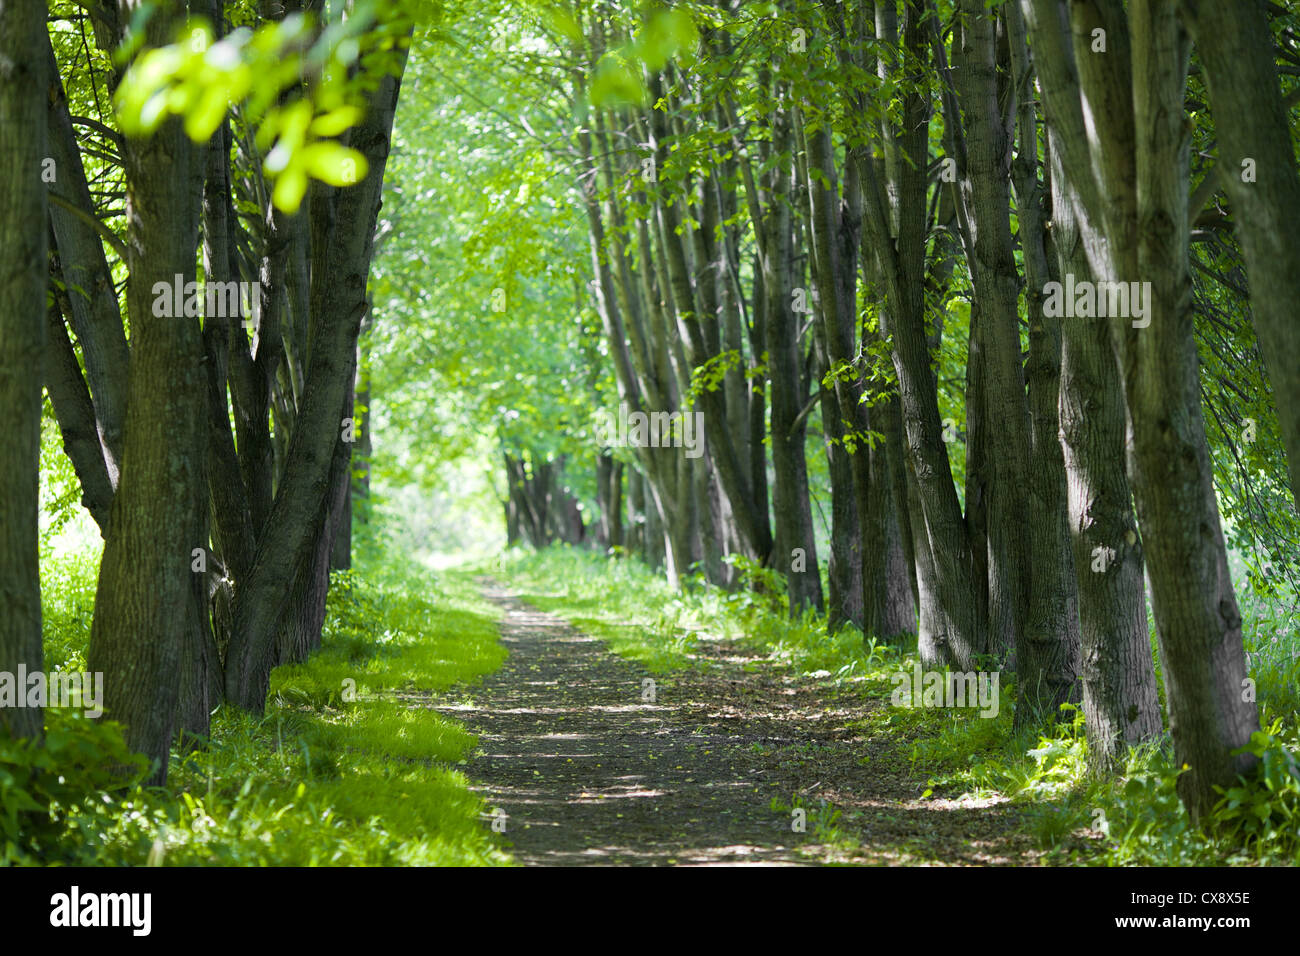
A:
435;581;1039;866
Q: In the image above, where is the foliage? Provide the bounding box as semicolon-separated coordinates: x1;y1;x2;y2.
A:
0;712;148;865
112;1;419;210
1212;722;1300;850
18;548;510;866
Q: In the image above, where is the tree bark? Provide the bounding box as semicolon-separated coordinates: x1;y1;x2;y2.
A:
1121;0;1257;819
859;0;984;667
1020;0;1166;768
800;121;863;631
1009;3;1083;725
0;0;49;742
1178;0;1300;513
225;51;408;712
765;90;823;615
87;0;204;781
950;0;1036;662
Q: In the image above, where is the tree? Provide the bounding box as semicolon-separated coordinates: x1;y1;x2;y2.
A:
86;0;205;782
1179;0;1300;515
1024;0;1260;818
0;0;49;742
32;1;422;768
1019;0;1161;763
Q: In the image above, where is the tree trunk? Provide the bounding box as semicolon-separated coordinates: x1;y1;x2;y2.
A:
1121;0;1257;820
0;0;48;742
1051;134;1161;764
799;128;862;630
1179;0;1300;513
765;92;823;615
224;53;408;713
951;0;1035;662
1008;16;1082;725
87;1;204;782
1020;0;1165;767
998;1;1081;723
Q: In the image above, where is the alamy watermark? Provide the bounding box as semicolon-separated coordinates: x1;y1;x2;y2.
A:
50;886;151;936
595;402;705;459
152;273;260;322
1042;273;1152;329
890;662;1000;718
0;666;103;718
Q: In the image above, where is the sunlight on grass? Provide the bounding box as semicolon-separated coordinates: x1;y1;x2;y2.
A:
11;552;513;866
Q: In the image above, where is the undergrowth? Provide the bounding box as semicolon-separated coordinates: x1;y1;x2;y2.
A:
4;553;510;866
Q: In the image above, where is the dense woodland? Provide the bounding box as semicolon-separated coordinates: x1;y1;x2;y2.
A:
1;0;1299;871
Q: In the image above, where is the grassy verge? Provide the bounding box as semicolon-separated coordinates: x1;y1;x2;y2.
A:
7;552;510;866
478;549;702;672
489;545;1300;866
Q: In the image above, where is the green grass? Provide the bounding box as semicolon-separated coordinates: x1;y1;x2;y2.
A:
480;549;705;672
9;550;512;866
20;540;1297;866
37;548;100;673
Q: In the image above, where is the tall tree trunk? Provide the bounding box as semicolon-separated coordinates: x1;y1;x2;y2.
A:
765;92;823;615
1020;0;1165;768
951;0;1035;662
801;121;863;631
1179;0;1300;513
1052;138;1161;764
0;0;48;742
1121;0;1257;820
1009;3;1082;724
225;52;408;713
868;214;985;662
87;1;204;781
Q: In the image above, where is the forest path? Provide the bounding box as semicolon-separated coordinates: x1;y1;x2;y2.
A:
434;580;1039;866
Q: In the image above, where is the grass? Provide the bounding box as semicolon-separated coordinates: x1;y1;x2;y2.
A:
9;549;512;866
478;549;704;673
491;544;1300;866
18;538;1299;867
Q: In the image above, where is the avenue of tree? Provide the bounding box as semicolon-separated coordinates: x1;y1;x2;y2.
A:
1;0;1298;832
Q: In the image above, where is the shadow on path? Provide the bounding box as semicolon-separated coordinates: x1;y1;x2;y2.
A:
435;580;1040;866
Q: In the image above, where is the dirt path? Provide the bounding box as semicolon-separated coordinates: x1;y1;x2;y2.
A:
435;581;1040;866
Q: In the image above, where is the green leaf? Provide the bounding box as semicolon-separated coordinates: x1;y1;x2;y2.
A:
589;56;644;107
272;167;310;212
301;142;370;186
310;106;365;138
